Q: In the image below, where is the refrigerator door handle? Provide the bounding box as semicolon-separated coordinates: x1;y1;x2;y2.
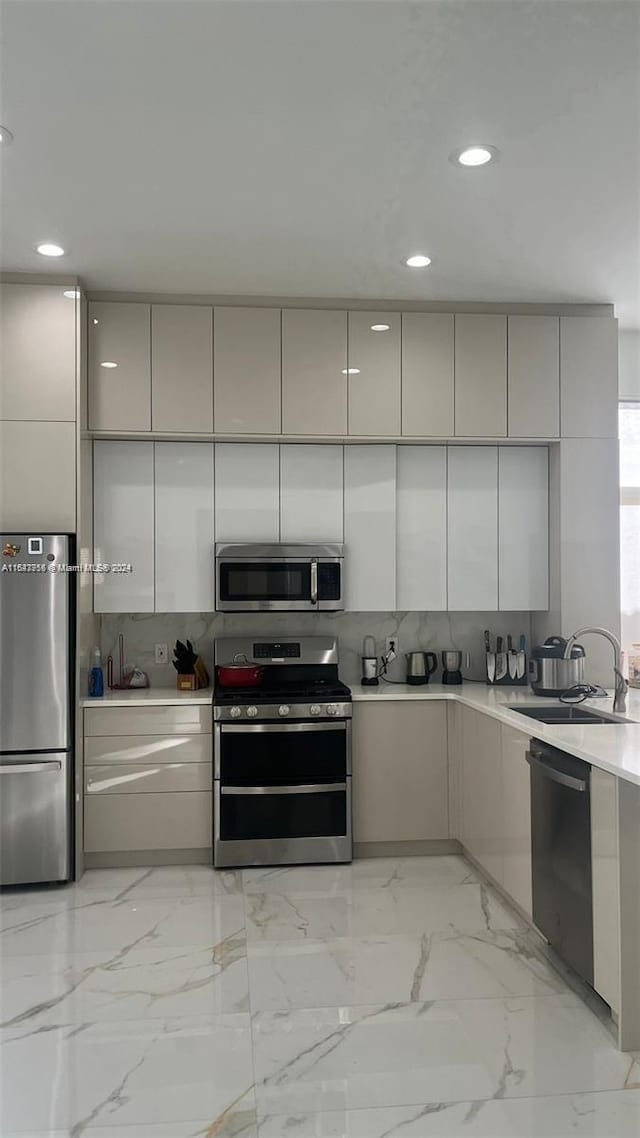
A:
0;761;62;774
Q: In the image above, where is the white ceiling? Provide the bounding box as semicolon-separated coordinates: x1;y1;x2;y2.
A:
2;1;639;326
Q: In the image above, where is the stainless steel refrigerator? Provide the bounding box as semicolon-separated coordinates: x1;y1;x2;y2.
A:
0;534;74;885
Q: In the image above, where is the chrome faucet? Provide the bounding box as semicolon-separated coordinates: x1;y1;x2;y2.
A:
563;627;628;714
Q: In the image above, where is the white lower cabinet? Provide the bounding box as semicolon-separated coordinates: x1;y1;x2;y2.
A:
83;706;212;859
352;702;448;843
154;442;214;612
591;767;620;1013
344;445;396;610
500;725;532;917
460;706;504;884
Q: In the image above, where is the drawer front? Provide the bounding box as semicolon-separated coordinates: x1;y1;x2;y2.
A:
84;705;212;737
85;734;211;767
84;792;212;852
85;762;212;795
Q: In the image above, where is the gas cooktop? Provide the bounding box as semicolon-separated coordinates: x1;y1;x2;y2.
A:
214;677;351;706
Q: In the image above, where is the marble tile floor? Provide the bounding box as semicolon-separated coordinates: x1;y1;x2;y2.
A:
1;856;639;1137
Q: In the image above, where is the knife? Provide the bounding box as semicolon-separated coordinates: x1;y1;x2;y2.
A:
496;637;507;681
517;634;526;680
507;635;518;680
487;651;496;684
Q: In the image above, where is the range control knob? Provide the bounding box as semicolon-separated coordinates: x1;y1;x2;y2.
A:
309;704;322;716
246;706;258;718
229;706;242;719
326;703;339;717
278;704;290;717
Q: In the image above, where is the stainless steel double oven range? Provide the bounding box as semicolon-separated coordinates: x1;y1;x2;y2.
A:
213;637;352;868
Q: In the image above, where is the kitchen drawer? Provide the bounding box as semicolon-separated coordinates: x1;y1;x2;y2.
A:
85;734;211;766
84;705;212;737
85;762;211;795
84;791;212;852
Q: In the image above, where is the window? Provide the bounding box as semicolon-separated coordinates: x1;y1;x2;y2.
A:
620;402;640;656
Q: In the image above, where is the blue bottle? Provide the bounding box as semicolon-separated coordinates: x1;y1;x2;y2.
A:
89;646;105;698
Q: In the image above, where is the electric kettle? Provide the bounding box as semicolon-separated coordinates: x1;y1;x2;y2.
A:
405;651;437;686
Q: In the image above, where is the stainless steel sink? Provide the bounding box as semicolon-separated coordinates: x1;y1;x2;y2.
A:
507;705;627;725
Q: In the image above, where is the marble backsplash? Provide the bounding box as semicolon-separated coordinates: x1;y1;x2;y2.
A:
99;610;533;688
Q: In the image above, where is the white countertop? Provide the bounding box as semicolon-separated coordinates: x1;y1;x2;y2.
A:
80;681;640;788
81;687;212;708
352;682;640;788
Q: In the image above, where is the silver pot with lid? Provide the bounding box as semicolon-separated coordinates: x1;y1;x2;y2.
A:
529;636;585;696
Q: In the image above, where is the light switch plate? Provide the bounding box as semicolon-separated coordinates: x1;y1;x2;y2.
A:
155;643;168;664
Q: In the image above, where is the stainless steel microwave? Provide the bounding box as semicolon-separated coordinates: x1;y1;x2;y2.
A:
215;544;344;612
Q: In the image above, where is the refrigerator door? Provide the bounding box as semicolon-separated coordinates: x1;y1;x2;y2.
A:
0;534;71;752
0;751;71;884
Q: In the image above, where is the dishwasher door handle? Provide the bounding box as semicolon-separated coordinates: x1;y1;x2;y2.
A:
526;750;588;792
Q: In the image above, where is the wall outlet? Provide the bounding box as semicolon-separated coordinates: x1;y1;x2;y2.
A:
155;643;168;665
385;636;398;660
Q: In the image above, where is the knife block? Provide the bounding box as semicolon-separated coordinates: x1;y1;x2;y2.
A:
485;651;529;686
176;657;210;691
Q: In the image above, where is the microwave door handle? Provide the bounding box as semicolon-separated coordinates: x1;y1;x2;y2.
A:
310;560;318;605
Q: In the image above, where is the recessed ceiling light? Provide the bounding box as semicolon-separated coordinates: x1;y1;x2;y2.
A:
405;254;431;268
63;289;80;299
452;145;498;167
36;242;65;257
370;323;390;332
0;126;13;145
100;361;118;368
342;368;361;375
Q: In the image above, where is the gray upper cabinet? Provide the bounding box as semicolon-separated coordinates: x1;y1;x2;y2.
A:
0;283;76;422
401;313;454;437
454;314;507;437
282;309;348;435
560;316;619;438
151;305;213;432
347;312;401;435
508;316;559;438
214;307;281;434
89;302;151;431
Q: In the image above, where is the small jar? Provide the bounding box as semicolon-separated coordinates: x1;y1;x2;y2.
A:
628;644;640;689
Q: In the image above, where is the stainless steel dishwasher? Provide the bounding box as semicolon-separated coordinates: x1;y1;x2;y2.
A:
526;740;593;987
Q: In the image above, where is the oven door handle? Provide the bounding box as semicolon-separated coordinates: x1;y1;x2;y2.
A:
220;782;347;796
219;721;347;734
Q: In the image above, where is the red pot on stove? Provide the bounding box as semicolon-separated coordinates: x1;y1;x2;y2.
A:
216;656;264;688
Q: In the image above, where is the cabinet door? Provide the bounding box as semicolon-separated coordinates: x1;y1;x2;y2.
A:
0;283;76;421
151;305;213;432
89;303;151;431
461;706;503;884
591;767;620;1013
352;702;448;843
501;726;532;916
214;443;279;542
344;445;396;610
401;313;454;437
498;447;548;611
447;446;498;610
508;316;559;438
282;310;347;435
155;442;215;612
347;312;400;435
84;792;212;852
280;445;343;542
396;446;447;610
0;421;76;532
454;315;507;437
214;307;281;434
93;441;154;612
560;316;618;438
